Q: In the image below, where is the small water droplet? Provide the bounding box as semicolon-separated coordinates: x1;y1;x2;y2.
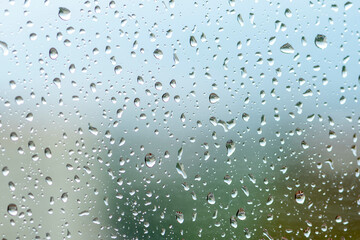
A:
9;80;16;89
134;98;140;107
335;215;342;223
114;65;122;74
266;195;274;205
137;76;144;85
314;34;327;49
15;96;24;105
8;181;15;191
88;124;98;135
79;210;89;217
280;43;294;54
224;175;232;185
145;153;156;168
209;93;219;104
49;47;58;60
53;78;61;88
162;93;170;102
259;137;266;147
295;190;305;204
176;163;187;179
241;186;249;197
0;41;9;56
45;176;53;185
226;140;235;157
242;113;250;122
2;167;9;176
284;8;292;17
153;49;163;60
170;79;176;88
58;7;71;21
44;148;52;158
230;216;238;228
190;36;197;47
237;14;244;26
339;96;346;104
61;192;68;202
178;147;183;161
7;204;17;216
10;132;18;141
26;113;33;121
344;1;353;11
342;66;347;78
207;192;215;204
175;211;184;224
236;208;246;220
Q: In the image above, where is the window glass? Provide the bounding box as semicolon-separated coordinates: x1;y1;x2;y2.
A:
0;0;359;239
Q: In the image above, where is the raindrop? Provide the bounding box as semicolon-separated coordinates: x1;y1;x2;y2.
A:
15;96;24;105
295;190;306;204
284;8;292;18
344;1;353;11
314;34;327;49
207;192;215;204
170;79;176;88
2;167;9;176
342;66;347;78
0;41;9;56
9;80;16;89
176;163;187;179
241;186;249;197
236;208;246;220
8;181;15;191
226;140;235;157
259;137;266;147
321;223;327;232
209;93;219;104
153;49;163;60
237;14;244;26
58;7;71;21
335;215;342;223
145;153;156;168
301;140;309;149
88;124;98;135
266;195;274;205
231;189;238;198
224;175;232;185
301;36;307;46
114;65;122;74
10;132;18;141
26;113;33;121
7;204;17;216
242;113;250;122
280;43;294;54
178;147;183;161
175;211;184;224
134;98;140;107
190;36;197;47
339;96;346;104
45;176;53;185
137;76;144;85
53;78;61;88
61;192;68;202
162;93;170;102
44;148;52;158
230;216;238;228
90;83;96;93
79;211;89;217
49;48;58;60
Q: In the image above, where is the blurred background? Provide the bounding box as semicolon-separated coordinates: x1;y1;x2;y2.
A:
0;0;359;239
